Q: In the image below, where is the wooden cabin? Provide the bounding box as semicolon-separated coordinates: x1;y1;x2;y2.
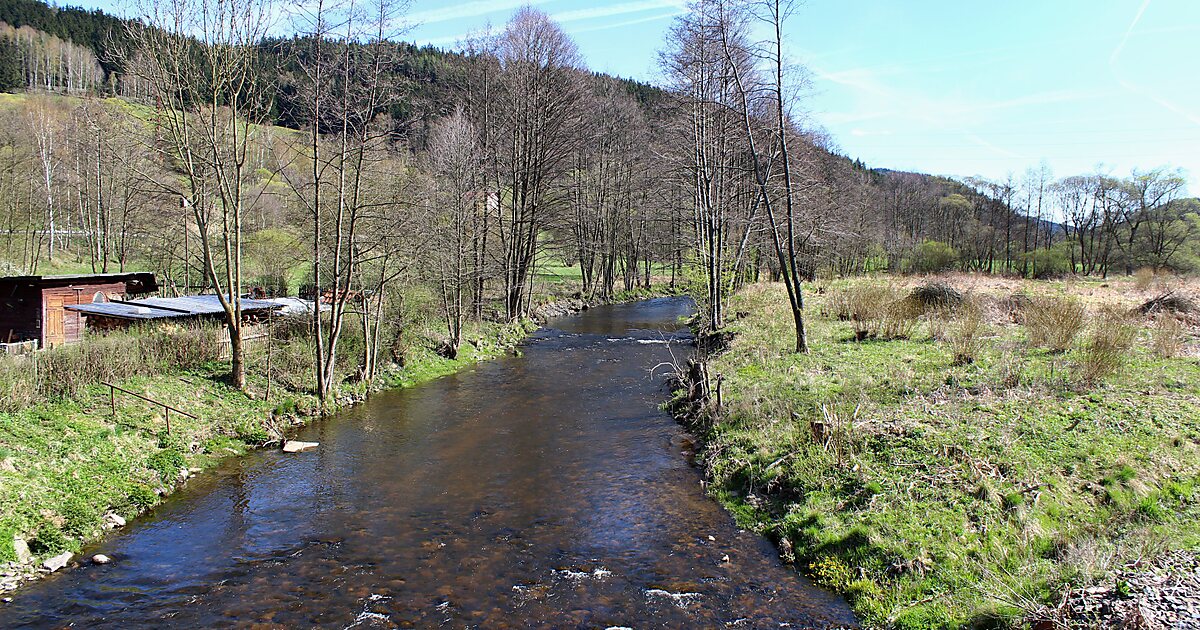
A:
0;273;158;348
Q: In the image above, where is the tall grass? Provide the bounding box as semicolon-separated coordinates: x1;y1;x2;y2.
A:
1023;296;1086;352
0;324;223;412
1076;307;1138;386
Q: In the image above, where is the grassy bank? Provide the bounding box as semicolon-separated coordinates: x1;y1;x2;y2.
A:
0;273;678;588
690;276;1200;629
0;315;533;584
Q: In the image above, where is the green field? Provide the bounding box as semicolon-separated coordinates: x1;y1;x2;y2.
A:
690;277;1200;629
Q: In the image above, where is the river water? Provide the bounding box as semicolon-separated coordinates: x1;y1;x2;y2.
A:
0;297;856;629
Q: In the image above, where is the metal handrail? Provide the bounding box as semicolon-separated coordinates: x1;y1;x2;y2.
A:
103;382;198;434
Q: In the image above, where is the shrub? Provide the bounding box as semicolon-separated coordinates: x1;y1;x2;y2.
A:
1151;316;1186;358
829;283;890;339
1024;296;1086;352
1023;244;1073;279
904;240;959;274
830;283;919;340
1076;307;1138;386
0;324;223;412
880;298;922;340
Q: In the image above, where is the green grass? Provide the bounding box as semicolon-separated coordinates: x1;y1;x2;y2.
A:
694;282;1200;629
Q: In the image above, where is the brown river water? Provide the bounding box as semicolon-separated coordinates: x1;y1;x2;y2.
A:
0;297;856;629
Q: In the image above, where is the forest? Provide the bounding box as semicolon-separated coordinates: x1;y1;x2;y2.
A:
0;0;1195;364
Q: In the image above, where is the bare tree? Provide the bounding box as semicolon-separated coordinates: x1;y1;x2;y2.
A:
284;0;407;401
124;0;277;389
493;7;585;319
425;107;483;356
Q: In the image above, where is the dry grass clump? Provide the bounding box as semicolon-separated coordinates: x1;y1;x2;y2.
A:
908;282;964;311
948;300;987;365
1134;267;1156;291
1076;307;1138;386
1151;316;1187;358
1024;296;1087;352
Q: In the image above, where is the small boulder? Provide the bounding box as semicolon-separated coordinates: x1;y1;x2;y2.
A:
282;440;319;453
91;554;111;565
42;552;73;572
104;513;126;529
12;537;31;564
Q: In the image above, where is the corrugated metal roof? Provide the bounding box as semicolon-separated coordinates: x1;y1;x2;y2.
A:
66;295;282;320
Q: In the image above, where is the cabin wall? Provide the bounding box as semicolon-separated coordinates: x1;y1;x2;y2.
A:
40;281;130;347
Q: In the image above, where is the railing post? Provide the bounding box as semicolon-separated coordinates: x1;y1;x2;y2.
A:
164;406;171;435
110;385;116;417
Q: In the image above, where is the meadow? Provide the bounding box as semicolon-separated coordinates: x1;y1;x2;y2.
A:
690;273;1200;629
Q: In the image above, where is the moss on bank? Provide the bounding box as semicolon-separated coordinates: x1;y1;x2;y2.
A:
691;280;1200;629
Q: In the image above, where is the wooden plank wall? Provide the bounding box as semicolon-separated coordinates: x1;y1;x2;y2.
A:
41;282;129;347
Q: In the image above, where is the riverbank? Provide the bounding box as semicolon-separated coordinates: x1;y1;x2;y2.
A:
0;283;685;594
0;315;536;593
678;277;1200;629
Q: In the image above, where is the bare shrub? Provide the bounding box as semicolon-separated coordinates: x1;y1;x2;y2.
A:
828;283;887;340
1076;307;1138;386
880;297;921;340
1151;316;1186;358
824;286;854;321
925;306;952;341
1024;296;1086;352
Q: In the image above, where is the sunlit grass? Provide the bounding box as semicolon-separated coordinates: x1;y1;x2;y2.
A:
699;279;1200;629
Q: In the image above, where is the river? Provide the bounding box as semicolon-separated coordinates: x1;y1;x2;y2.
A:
0;297;856;629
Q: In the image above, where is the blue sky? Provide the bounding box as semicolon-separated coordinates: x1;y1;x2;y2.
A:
79;0;1200;193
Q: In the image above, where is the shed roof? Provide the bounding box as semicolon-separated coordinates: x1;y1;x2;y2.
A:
0;272;157;293
66;295;282;321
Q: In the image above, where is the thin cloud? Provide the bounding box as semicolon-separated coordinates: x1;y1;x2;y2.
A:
567;8;683;34
405;0;555;27
550;0;683;24
1109;0;1200;127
